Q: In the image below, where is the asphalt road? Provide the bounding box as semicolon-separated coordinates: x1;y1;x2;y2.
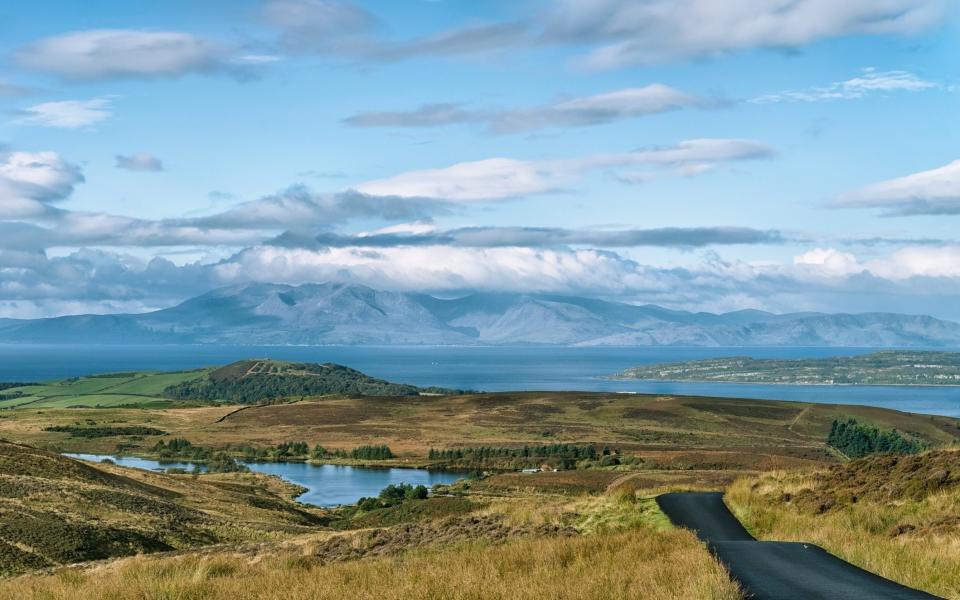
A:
656;492;941;600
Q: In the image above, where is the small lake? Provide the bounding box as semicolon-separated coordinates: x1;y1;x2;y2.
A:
64;453;464;507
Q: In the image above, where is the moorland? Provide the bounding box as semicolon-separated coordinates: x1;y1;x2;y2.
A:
0;359;958;598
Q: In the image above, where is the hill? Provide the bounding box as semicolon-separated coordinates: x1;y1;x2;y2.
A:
0;360;460;410
615;350;960;385
0;282;959;346
163;359;460;403
0;441;324;575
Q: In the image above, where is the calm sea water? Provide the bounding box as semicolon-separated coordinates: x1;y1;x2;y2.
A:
6;344;959;416
65;453;463;507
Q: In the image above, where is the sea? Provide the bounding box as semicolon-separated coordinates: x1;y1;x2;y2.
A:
2;344;958;417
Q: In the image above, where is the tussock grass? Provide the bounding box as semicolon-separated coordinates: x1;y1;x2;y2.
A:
727;450;960;599
2;527;741;600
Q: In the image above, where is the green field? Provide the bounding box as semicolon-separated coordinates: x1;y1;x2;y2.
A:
0;370;208;409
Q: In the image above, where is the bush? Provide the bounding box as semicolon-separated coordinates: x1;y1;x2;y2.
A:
357;497;381;511
374;483;429;507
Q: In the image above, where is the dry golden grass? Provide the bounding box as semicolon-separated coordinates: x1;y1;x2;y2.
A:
726;451;960;599
6;392;955;469
1;527;741;600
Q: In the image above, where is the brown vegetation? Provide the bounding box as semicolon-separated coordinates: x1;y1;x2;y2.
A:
727;449;960;599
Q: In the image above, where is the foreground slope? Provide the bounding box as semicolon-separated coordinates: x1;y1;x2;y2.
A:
728;450;960;598
658;492;937;599
0;442;324;575
1;282;959;346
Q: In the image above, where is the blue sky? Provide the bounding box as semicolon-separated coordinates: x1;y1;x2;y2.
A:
1;0;959;319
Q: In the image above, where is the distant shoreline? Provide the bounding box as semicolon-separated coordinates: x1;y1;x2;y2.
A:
605;377;960;389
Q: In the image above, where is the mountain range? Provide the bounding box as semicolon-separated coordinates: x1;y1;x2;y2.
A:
2;282;960;347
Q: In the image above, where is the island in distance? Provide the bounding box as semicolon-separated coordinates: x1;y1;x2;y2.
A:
1;282;960;347
614;350;960;386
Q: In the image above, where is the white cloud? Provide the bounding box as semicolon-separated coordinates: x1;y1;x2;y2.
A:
16;29;224;80
792;245;960;281
355;139;773;201
752;68;939;103
866;246;960;279
213;244;659;296
115;153;165;172
834;160;960;215
0;151;84;218
346;84;708;133
793;247;863;277
13;97;113;128
356;157;559;201
544;0;946;68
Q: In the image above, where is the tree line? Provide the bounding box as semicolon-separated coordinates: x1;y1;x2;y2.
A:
428;443;607;461
827;418;926;458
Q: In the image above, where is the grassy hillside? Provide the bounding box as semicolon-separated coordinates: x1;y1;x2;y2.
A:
0;458;741;600
0;441;325;575
163;359;459;404
0;360;462;410
0;370;208;409
727;449;960;598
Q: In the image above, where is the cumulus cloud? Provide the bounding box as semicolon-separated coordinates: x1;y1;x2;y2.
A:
355;139;774;201
752;68;939;103
13;97;113;128
866;246;960;280
0;248;212;317
543;0;947;68
345;85;709;133
793;247;864;277
0;151;84;218
15;29;227;80
833;160;960;215
115;153;165;172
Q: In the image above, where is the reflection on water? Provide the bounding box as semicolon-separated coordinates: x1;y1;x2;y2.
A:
65;453;464;507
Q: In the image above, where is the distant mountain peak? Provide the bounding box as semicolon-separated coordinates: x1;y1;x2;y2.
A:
1;283;958;347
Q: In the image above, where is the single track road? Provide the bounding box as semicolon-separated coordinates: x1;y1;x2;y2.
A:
656;492;941;600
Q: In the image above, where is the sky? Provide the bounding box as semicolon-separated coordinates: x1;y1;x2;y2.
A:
0;0;959;320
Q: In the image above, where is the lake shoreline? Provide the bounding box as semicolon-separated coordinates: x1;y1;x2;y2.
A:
66;452;467;507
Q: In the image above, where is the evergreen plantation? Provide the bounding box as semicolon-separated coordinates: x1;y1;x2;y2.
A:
827;418;926;458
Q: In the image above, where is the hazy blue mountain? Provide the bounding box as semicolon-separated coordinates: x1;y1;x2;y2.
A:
1;283;959;347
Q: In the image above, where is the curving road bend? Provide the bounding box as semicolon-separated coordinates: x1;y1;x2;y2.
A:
656;492;941;600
